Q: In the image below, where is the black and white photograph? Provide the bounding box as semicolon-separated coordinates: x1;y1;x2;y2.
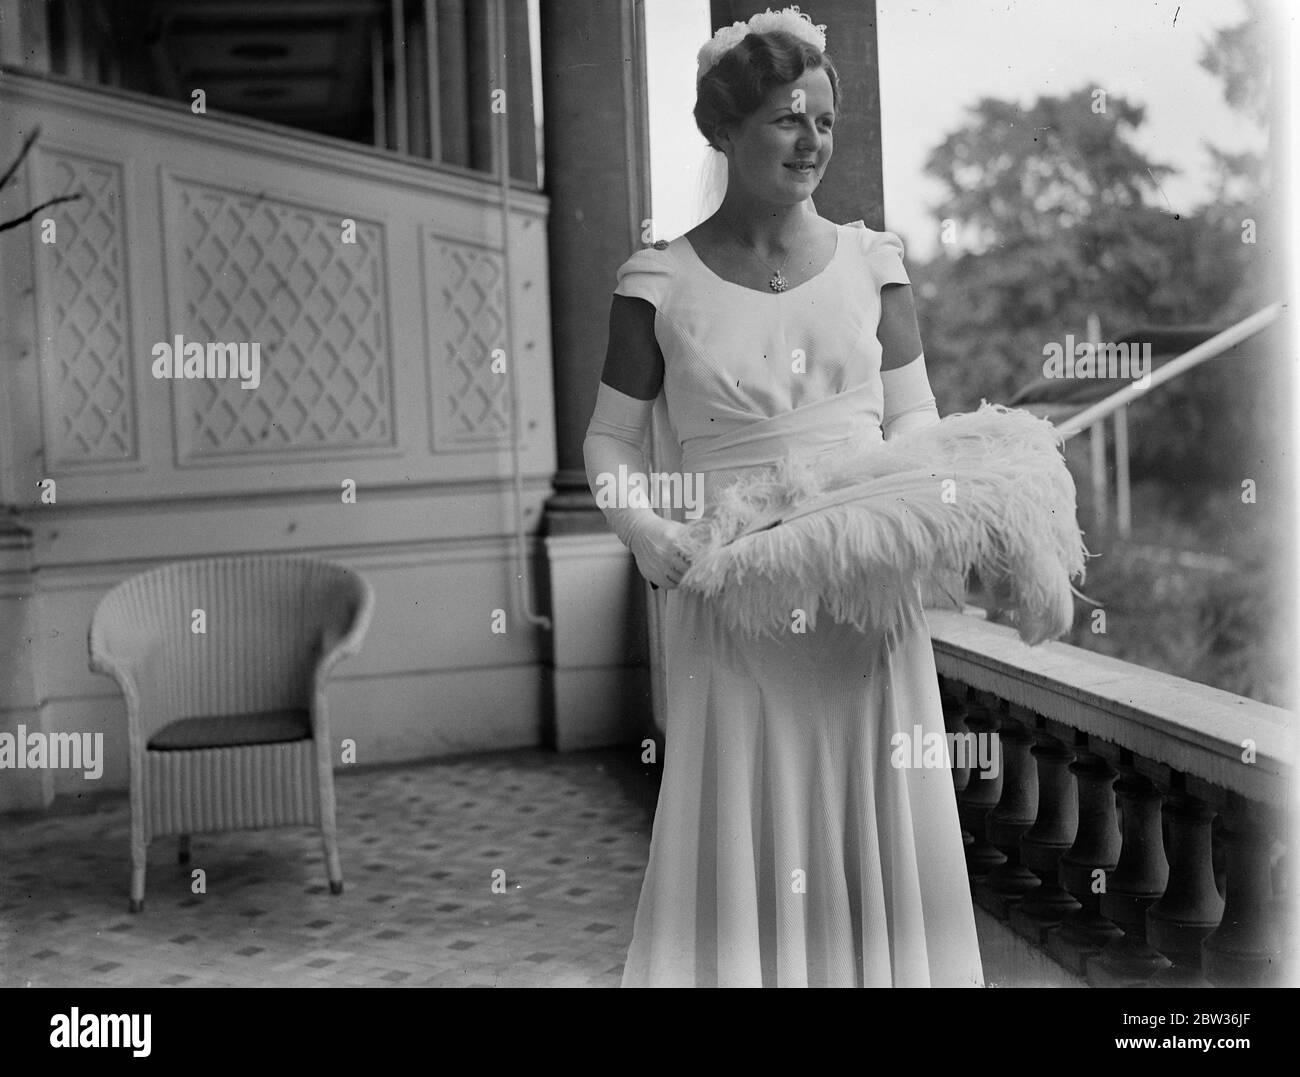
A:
0;0;1296;1034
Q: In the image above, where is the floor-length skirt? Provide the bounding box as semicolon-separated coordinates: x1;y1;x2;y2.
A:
621;582;984;988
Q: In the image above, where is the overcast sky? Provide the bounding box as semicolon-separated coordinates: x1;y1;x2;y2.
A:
645;0;1280;260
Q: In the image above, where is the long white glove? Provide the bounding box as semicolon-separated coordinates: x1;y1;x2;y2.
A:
583;381;692;589
883;353;960;608
881;353;940;440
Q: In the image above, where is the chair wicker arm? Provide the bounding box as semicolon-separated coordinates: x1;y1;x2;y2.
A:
313;571;376;686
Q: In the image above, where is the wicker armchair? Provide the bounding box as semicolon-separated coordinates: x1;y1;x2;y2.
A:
88;555;375;912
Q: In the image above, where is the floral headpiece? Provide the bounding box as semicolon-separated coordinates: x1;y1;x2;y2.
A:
696;6;828;84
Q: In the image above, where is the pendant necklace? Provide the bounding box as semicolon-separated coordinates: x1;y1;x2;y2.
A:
726;215;806;292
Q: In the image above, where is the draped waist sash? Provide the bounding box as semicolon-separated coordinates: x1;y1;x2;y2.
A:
678;382;881;475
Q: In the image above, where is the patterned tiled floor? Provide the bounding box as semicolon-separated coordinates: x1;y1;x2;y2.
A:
0;748;660;988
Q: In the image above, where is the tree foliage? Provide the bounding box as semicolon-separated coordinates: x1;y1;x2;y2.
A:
905;3;1288;702
910;85;1256;414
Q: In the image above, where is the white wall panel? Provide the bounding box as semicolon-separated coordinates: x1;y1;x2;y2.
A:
0;72;562;807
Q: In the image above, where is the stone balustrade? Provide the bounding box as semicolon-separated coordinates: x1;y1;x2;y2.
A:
928;608;1295;987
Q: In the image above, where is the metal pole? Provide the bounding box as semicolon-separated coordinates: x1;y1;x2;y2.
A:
1086;313;1109;532
1115;403;1131;538
370;23;387;148
391;0;409;154
494;0;551;631
426;0;442;161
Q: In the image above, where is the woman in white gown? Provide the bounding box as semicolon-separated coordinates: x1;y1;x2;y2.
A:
584;8;985;987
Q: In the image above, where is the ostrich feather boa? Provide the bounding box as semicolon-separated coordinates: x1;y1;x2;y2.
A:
675;403;1091;646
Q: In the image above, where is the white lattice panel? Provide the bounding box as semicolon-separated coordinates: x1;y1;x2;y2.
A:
426;235;512;447
37;151;136;467
172;180;394;459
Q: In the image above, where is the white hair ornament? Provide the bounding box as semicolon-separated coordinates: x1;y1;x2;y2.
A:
695;5;828;84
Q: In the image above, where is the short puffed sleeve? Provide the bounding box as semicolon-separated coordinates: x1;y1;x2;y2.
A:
862;227;910;291
613;244;673;310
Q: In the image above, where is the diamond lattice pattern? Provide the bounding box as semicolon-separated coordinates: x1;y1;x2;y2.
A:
177;183;392;456
41;154;134;464
431;240;511;443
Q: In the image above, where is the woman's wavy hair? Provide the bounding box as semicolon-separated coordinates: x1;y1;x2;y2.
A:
694;30;841;150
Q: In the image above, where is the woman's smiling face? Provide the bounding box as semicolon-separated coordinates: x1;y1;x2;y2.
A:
718;66;835;205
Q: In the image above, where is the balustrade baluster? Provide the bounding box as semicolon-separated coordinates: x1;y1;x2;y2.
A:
1089;766;1171;985
1270;851;1293;978
940;679;972;850
1049;746;1123;975
1202;798;1284;985
980;707;1040;916
1147;787;1223;986
957;692;1004;877
1011;728;1079;944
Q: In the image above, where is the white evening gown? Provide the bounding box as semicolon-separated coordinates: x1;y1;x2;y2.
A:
617;222;984;988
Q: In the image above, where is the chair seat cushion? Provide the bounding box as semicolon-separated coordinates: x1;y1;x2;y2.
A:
148;709;312;751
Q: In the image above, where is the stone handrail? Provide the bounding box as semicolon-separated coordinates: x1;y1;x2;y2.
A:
925;606;1295;987
927;608;1293;808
